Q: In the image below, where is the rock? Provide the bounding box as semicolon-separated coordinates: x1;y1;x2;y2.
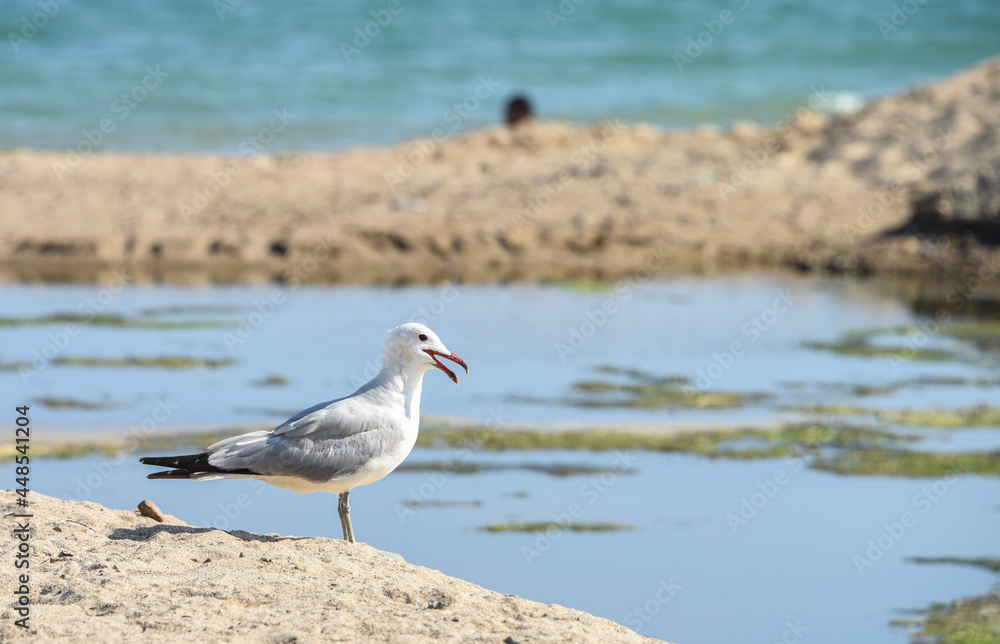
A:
137;499;166;523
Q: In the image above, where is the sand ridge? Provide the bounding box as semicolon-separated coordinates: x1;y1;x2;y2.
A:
1;491;661;643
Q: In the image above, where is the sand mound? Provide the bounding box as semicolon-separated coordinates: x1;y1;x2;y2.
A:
1;58;999;283
809;56;1000;189
809;56;1000;239
1;491;659;643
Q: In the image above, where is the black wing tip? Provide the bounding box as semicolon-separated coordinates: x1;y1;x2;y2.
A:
140;453;257;478
146;469;195;480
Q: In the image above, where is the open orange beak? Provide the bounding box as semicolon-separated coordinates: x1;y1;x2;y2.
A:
423;349;469;385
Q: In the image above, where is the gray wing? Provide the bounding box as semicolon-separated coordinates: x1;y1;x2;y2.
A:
205;395;402;482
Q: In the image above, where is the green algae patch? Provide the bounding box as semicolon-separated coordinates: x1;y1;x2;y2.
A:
814;319;1000;365
252;374;289;387
893;591;1000;644
405;499;483;509
479;522;635;533
138;305;241;316
33;396;115;411
527;366;766;410
417;423;913;460
0;441;122;460
54;355;234;369
802;339;958;361
851;321;1000;356
0;313;229;329
908;557;1000;574
397;460;635;477
0;313;125;327
862;406;1000;428
853;376;1000;397
813;449;1000;477
0;428;257;461
849;383;898;397
418;423;1000;480
847;321;1000;338
125;319;232;330
788;376;1000;399
789;404;1000;428
396;461;488;475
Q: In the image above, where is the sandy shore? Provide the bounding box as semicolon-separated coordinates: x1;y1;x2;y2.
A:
1;58;997;285
1;491;660;642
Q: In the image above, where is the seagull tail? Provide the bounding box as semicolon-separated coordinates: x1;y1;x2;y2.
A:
139;452;255;480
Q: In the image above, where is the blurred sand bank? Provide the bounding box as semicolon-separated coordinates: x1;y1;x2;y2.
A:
1;58;998;285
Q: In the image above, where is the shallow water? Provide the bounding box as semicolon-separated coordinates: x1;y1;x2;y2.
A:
4;274;1000;643
10;447;1000;643
4;275;1000;432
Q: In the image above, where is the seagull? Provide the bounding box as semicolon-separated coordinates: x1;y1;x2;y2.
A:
139;322;468;543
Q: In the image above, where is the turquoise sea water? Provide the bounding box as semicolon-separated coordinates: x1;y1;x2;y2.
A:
2;0;998;153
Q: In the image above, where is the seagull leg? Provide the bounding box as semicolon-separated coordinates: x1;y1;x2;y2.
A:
338;491;356;543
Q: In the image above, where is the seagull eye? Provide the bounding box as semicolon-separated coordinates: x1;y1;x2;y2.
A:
418;333;428;341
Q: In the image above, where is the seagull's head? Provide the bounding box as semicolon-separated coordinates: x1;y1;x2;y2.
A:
383;323;469;385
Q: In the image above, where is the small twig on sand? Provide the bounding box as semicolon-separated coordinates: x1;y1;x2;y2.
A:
56;519;98;534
